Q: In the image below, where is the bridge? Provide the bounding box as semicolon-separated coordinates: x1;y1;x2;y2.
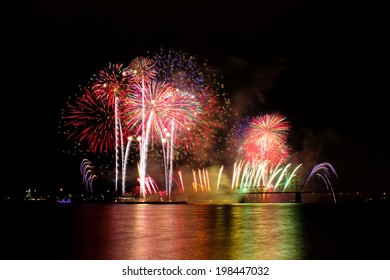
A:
233;190;337;203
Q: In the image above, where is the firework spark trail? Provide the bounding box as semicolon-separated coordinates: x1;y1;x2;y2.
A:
178;170;185;193
282;163;303;191
254;161;267;187
140;111;154;199
197;169;204;192
80;159;90;175
239;161;263;190
273;163;292;191
192;168;211;193
160;129;170;198
204;168;210;192
231;160;243;190
122;135;134;195
216;165;224;191
168;119;175;201
83;170;93;192
141;80;146;198
303;162;338;203
80;159;96;193
145;176;159;194
239;162;251;189
253;162;264;188
265;163;283;190
194;168;209;192
159;128;172;200
136;175;159;195
87;175;97;194
115;96;120;195
192;169;198;193
247;162;262;188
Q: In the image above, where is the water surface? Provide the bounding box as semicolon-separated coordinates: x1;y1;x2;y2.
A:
1;201;389;260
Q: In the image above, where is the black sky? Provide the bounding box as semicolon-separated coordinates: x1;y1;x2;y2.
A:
1;0;389;195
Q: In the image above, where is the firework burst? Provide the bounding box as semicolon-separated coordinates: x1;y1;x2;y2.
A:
234;113;291;166
250;113;291;147
91;62;128;107
63;87;116;155
153;48;209;92
124;56;157;84
121;80;213;146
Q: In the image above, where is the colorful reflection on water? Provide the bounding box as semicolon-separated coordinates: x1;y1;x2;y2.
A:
3;201;390;260
72;203;305;259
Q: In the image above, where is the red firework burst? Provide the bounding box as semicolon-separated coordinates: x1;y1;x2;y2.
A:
241;113;291;165
64;87;116;154
92;62;127;107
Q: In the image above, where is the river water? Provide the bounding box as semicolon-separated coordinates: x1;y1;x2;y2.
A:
1;200;389;260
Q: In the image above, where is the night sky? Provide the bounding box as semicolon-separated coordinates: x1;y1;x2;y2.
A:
1;0;388;196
